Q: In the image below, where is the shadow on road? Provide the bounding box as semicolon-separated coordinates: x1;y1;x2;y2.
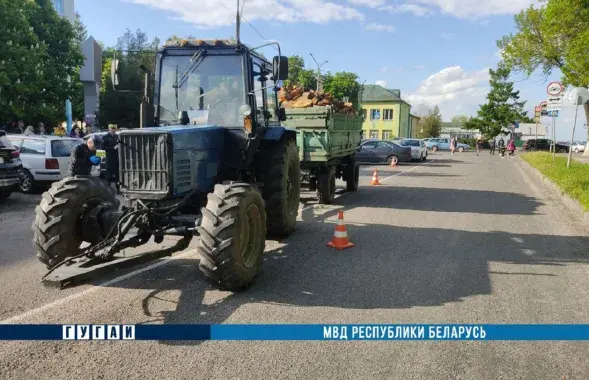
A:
93;183;587;346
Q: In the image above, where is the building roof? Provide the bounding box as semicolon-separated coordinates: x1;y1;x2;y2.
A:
361;85;404;103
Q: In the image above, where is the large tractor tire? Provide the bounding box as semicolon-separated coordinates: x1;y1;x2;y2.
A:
257;139;300;237
317;165;336;204
33;176;119;269
344;158;359;192
197;182;266;291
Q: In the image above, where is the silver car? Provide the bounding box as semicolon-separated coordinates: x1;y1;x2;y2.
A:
401;138;428;161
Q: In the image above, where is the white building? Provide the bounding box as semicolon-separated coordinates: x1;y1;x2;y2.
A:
52;0;75;23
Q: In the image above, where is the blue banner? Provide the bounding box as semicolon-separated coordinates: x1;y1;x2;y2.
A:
2;324;589;341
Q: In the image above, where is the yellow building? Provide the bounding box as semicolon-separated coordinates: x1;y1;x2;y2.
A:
360;85;413;140
410;114;420;138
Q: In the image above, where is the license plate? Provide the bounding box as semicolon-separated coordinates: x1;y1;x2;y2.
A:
0;157;4;164
96;150;106;158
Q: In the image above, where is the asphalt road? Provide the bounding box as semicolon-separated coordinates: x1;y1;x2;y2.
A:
1;152;589;379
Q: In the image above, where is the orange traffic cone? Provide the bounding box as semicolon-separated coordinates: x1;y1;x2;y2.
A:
371;169;381;185
327;210;355;250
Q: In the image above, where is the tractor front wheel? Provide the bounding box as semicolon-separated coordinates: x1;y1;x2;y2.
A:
197;182;267;291
33;176;120;269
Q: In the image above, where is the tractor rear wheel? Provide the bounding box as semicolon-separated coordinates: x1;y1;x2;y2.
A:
257;139;300;237
317;166;336;204
197;182;267;291
33;176;119;269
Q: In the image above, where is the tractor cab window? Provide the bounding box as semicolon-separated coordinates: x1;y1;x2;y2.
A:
158;53;246;127
251;58;278;124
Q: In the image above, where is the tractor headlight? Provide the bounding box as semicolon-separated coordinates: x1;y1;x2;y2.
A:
240;104;252;117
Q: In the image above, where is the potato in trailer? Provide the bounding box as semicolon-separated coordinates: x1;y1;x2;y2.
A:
284;105;364;204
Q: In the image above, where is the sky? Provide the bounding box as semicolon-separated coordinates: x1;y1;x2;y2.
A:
75;0;588;141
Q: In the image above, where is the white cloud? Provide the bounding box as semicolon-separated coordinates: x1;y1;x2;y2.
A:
380;3;433;16
375;80;388;88
406;66;491;119
440;32;455;39
126;0;365;28
364;23;395;32
411;0;536;18
348;0;386;7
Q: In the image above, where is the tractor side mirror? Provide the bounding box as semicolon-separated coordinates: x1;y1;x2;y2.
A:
273;56;288;81
110;59;120;89
278;108;287;122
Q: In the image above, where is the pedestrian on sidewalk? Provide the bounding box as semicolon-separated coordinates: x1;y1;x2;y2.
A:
450;136;457;156
489;139;496;155
507;138;516;158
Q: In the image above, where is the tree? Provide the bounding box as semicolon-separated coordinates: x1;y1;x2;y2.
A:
322;72;361;108
98;29;158;128
451;115;469;128
464;63;533;138
418;106;443;138
285;55;316;90
0;0;45;123
498;0;589;152
71;12;88;120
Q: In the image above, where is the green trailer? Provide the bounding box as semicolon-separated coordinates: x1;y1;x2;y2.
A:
284;105;364;204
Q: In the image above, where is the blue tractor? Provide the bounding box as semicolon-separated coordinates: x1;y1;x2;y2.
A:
33;39;301;291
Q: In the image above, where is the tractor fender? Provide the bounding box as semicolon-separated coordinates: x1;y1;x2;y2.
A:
262;126;297;141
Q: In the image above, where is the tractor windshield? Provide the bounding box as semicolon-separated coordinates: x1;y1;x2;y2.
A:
158;53;246;127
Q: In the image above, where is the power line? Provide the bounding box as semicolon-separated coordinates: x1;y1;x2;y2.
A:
219;0;279;51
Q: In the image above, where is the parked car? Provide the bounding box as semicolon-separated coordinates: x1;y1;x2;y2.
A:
356;140;412;165
521;139;569;153
572;141;586;153
426;138;470;152
0;131;23;200
401;138;428;161
7;134;82;193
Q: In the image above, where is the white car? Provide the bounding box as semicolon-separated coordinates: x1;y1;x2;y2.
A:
7;135;82;193
401;138;428;161
572;141;586;153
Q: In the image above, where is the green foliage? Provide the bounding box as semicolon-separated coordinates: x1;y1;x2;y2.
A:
498;0;589;136
322;71;361;108
417;105;442;138
97;29;158;129
0;0;83;125
285;55;316;90
464;63;533;138
522;152;589;210
451;115;469;128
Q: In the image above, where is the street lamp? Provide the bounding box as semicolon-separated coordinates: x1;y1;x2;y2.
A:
310;53;327;92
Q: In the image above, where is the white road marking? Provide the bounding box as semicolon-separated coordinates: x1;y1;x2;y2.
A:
2;159;436;324
380;159;435;182
0;249;198;324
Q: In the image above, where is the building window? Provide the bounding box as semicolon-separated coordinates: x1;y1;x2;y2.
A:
370;109;380;120
370;130;379;139
383;131;394;140
383;109;393;120
52;0;65;15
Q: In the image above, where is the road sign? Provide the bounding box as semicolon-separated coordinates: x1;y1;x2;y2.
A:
547;95;564;111
547;110;559;117
547;81;564;96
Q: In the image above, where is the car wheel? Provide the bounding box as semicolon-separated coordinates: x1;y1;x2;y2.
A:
432;146;438;152
574;148;579;153
19;169;36;194
558;148;567;154
458;147;464;153
386;155;399;165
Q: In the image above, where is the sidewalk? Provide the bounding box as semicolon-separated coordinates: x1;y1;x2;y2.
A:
573;154;589;164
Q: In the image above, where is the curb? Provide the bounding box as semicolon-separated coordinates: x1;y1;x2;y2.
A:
517;155;589;227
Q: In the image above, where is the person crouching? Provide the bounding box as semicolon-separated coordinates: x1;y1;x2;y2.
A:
68;135;102;177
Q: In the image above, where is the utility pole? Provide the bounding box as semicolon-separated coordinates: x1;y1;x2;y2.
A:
236;0;241;43
310;53;327;92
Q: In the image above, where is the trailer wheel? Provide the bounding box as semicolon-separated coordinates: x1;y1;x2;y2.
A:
197;182;267;291
344;159;359;192
257;139;300;237
317;166;336;204
33;176;119;269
